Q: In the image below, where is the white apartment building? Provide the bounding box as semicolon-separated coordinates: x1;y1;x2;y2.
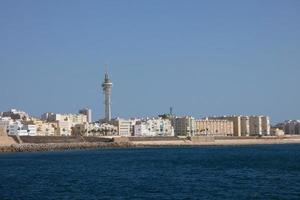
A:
7;121;37;136
134;118;174;137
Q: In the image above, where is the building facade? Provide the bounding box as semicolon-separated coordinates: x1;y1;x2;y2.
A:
172;116;196;137
209;115;270;136
79;108;92;123
195;119;234;136
134;118;174;137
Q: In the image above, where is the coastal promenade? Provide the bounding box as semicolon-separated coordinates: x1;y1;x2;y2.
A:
1;135;300;153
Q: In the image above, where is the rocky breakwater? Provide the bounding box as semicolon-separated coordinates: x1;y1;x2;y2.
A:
0;142;134;153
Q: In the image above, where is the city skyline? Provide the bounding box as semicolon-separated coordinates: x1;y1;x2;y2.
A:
1;1;300;123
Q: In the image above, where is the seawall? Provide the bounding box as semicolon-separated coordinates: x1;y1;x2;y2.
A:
1;135;300;153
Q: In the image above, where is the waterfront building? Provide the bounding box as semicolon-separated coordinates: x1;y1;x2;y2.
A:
39;123;56;136
241;116;250;136
209;115;270;136
195;118;233;136
102;71;113;122
111;118;135;136
172;116;196;137
282;120;300;135
24;118;56;136
22;124;37;136
208;116;243;136
7;121;37;136
249;116;270;136
261;116;271;135
57;121;72;136
79;108;92;123
134;117;174;137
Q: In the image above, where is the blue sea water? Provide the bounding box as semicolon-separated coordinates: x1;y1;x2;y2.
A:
0;145;300;200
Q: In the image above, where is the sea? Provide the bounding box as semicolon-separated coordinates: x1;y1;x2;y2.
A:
0;144;300;200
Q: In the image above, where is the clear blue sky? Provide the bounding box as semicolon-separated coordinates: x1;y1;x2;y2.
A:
0;0;299;123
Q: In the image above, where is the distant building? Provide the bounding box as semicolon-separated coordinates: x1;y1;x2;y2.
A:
209;115;270;136
134;118;174;137
79;108;92;123
270;128;285;136
111;118;136;137
7;121;37;136
2;109;29;120
41;113;88;126
282;120;300;135
57;121;72;136
25;119;56;136
73;122;117;136
195;118;233;136
172;116;196;137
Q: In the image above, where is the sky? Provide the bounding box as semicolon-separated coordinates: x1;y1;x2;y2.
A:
0;0;299;123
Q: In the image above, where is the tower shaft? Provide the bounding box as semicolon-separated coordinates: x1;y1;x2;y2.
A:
102;72;113;122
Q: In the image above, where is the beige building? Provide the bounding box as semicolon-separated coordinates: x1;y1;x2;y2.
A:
24;118;57;136
241;116;250;136
42;113;87;126
172;116;196;137
209;115;270;136
57;121;72;136
195;119;233;136
111;118;136;137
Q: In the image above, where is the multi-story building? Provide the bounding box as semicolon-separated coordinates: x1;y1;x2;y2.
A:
172;116;196;137
2;109;29;120
134;117;174;137
241;116;250;136
249;116;262;135
25;118;57;136
195;118;233;136
79;108;92;123
41;113;88;126
57;121;72;136
111;118;134;136
261;116;271;135
208;116;243;136
282;120;300;135
249;116;270;136
7;121;37;136
209;115;270;136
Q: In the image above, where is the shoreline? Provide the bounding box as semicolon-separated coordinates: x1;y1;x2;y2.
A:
1;137;300;153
